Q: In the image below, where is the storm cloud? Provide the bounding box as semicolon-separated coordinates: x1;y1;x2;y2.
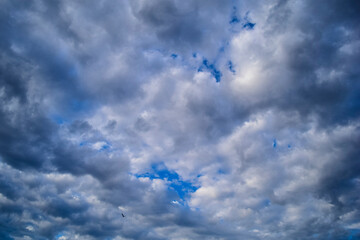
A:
0;0;359;239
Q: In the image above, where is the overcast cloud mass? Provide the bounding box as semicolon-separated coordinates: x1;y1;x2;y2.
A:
0;0;360;239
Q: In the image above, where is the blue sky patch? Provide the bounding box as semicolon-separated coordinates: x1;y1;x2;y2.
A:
230;16;240;24
70;99;91;112
273;139;277;148
263;199;271;207
243;22;256;30
55;232;66;239
229;6;240;24
136;163;198;199
230;7;256;30
198;59;222;82
99;144;110;151
348;229;360;240
228;61;235;73
49;114;67;125
96;141;111;152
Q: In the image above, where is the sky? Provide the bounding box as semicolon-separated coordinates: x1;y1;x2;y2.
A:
0;0;360;239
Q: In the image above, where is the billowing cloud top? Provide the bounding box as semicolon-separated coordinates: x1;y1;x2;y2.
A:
0;0;360;239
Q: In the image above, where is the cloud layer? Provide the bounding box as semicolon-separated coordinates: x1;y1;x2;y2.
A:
0;0;359;239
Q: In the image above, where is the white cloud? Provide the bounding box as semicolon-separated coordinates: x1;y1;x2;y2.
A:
0;0;359;239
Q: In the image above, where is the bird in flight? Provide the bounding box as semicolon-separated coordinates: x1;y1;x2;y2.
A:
122;213;125;218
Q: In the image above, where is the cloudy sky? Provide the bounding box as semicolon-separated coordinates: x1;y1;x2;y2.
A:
0;0;360;239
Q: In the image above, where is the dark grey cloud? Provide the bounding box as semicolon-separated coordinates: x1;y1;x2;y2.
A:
0;0;359;239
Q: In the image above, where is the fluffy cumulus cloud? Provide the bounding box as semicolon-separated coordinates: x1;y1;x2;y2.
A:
0;0;359;239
